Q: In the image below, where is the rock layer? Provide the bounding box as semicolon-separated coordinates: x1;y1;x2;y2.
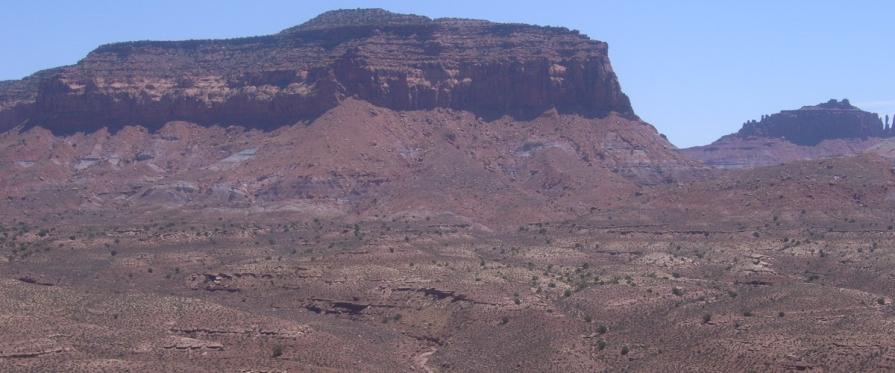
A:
0;9;634;134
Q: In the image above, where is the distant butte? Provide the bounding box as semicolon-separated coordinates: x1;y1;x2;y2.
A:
735;99;887;146
683;99;893;168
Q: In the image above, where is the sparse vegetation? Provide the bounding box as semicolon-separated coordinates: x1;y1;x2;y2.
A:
272;345;283;358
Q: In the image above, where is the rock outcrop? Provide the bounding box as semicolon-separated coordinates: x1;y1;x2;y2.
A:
0;8;635;134
735;99;885;146
0;9;701;226
683;99;889;168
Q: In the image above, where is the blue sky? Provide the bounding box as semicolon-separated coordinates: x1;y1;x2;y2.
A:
1;0;893;147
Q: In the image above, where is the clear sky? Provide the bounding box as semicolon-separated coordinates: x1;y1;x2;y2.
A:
1;0;893;147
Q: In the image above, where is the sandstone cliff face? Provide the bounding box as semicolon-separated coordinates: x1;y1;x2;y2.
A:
0;9;634;133
683;99;888;168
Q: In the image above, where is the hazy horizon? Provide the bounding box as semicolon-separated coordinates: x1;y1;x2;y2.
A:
2;0;892;147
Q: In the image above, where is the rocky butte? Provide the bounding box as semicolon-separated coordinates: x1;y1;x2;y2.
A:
0;8;634;134
0;8;693;226
683;99;893;168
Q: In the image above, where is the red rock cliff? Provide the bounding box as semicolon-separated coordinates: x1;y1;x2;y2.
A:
0;9;635;133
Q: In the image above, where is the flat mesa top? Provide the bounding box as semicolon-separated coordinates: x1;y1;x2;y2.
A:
281;8;434;32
